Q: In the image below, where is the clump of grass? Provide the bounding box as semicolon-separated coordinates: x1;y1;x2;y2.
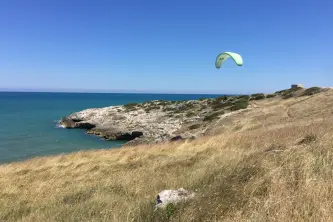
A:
298;134;317;145
183;102;195;110
157;100;170;106
188;123;201;130
203;110;225;121
186;111;197;117
145;105;160;113
199;105;208;111
264;143;286;152
163;107;176;112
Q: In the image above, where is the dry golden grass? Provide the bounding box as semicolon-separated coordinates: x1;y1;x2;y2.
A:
1;88;333;221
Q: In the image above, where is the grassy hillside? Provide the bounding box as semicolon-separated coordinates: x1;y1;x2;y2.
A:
1;87;333;221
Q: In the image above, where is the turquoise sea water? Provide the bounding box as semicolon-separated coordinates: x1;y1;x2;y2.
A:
0;92;221;164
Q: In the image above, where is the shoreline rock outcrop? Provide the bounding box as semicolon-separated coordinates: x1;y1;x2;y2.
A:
59;85;325;146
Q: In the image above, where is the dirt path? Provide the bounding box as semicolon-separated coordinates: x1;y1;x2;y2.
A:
284;94;321;118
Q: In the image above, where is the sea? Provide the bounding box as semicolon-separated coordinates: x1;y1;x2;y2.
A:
0;92;222;164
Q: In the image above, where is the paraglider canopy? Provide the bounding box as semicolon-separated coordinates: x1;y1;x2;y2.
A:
215;52;243;69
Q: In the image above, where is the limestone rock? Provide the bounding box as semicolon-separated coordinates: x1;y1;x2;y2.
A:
155;188;195;209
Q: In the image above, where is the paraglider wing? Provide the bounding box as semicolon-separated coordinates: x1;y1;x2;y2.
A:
215;52;243;69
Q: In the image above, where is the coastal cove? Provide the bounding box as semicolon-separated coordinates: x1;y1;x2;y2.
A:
0;92;223;164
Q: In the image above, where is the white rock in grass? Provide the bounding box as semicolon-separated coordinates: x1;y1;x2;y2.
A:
155;188;195;209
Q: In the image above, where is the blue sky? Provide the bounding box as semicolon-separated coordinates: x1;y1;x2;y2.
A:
0;0;332;94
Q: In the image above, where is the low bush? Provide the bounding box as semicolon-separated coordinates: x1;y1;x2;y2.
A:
230;101;249;111
250;93;266;100
236;95;250;100
302;87;321;96
282;93;294;99
266;94;276;98
124;103;138;108
145;105;160;113
203;111;225;121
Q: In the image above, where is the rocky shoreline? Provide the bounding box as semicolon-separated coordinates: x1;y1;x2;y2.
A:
59;86;323;146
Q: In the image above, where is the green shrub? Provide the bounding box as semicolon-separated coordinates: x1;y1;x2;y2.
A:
302;87;321;96
250;93;266;100
166;203;176;219
184;102;195;109
282;92;294;99
236;95;250;100
275;89;288;94
212;100;234;110
123;103;138;108
144;105;160;113
228;96;237;100
215;95;228;102
266;94;276;98
276;87;303;97
206;99;215;105
157;100;170;106
230;100;248;111
203;111;225;121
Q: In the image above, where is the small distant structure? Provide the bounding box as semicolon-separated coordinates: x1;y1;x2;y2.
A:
291;84;304;89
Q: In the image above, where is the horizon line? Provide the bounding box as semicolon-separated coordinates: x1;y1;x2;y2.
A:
0;88;252;95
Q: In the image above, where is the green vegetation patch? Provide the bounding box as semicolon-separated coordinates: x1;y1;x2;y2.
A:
236;95;250;100
203;110;225;122
212;100;234;110
275;87;303;99
163;107;176;112
302;87;321;96
250;93;266;100
230;100;249;111
144;105;160;113
266;94;276;98
282;92;294;99
123;103;139;111
215;95;228;102
124;103;138;108
157;100;170;106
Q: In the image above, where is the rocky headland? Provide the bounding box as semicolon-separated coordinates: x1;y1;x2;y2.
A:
60;85;325;146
